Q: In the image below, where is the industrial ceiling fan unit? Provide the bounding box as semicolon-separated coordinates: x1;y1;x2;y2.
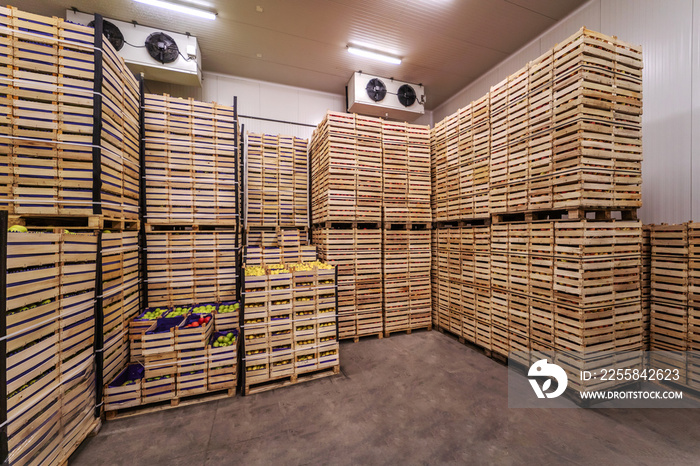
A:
67;10;202;86
347;72;425;121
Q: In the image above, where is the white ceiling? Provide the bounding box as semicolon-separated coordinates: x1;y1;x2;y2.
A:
21;0;586;110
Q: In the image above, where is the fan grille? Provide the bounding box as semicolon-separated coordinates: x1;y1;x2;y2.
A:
397;84;417;107
88;19;124;51
145;32;180;64
366;78;387;102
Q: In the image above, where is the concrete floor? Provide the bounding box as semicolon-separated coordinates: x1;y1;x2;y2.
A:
72;331;700;465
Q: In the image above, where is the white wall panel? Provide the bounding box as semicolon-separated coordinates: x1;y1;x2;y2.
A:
202;72;345;140
412;112;434;127
600;0;693;224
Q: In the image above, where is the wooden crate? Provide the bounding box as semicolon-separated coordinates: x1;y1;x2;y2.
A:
142;316;185;356
142;374;176;404
104;364;143;411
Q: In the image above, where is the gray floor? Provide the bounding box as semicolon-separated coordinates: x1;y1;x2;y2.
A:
72;331;700;465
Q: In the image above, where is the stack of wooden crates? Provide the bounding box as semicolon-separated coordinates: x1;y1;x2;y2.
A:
649;223;700;389
128;94;240;405
1;8;141;465
431;27;644;390
310;112;432;339
242;132;339;393
246;133;308;227
242;263;339;394
243;132;312;269
142;94;240;307
381;121;432;336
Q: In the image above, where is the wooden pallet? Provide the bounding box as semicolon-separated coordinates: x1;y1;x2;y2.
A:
105;387;236;420
491;207;638;224
384;325;432;338
336;331;382;343
244;365;340;395
313;221;383;230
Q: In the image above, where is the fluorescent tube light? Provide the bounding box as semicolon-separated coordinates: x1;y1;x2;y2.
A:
133;0;217;20
348;46;401;65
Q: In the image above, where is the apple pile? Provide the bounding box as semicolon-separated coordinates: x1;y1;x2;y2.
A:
245;265;266;276
193;304;216;313
244;317;265;325
142;307;168;320
296;325;314;331
272;359;292;367
320;336;336;343
146;374;172;382
245;333;265;340
296;310;313;316
184;315;211;328
297;354;313;362
213;332;236;347
218;303;239;314
121;379;139;387
271;299;290;305
295;296;313;302
319;322;334;328
247;364;266;372
168;306;190;317
297;339;314;346
319;349;336;358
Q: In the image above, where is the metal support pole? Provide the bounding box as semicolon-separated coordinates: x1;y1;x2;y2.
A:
91;15;104;215
94;230;104;417
0;211;8;465
334;266;339;341
138;76;148;310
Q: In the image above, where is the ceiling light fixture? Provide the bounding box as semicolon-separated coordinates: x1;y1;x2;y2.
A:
347;45;401;65
133;0;217;20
